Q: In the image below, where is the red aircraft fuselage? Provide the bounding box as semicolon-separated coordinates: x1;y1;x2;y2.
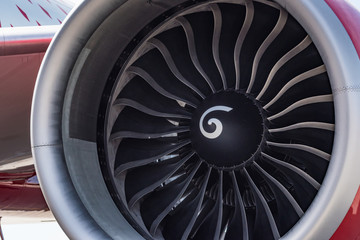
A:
0;0;77;225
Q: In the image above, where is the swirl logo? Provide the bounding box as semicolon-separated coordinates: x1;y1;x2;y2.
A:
199;106;233;139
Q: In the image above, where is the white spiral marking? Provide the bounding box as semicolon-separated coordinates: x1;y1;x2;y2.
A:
199;106;233;139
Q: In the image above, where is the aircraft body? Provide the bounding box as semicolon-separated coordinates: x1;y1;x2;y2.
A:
0;0;78;228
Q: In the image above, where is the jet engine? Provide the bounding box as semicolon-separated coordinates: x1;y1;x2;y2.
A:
31;0;360;239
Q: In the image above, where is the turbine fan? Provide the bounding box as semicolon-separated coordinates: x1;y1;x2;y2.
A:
99;1;334;239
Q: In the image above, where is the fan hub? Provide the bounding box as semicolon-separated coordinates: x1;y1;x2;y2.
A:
190;90;264;169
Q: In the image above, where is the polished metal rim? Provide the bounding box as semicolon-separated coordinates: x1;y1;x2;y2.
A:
31;0;360;239
99;1;335;239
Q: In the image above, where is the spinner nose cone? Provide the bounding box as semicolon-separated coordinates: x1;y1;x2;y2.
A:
190;90;266;169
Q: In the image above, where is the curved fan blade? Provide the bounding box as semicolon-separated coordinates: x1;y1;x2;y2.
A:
147;38;206;99
256;35;312;100
125;152;195;208
154;25;215;96
211;4;227;90
115;76;193;119
179;12;224;91
254;162;302;235
192;171;223;240
114;139;190;175
264;65;326;109
268;102;334;129
244;168;280;240
139;161;202;235
234;1;253;90
269;127;334;153
268;95;333;121
127;65;199;108
261;153;319;211
225;171;249;240
111;107;189;140
99;1;335;239
261;152;320;189
162;168;211;240
246;8;288;93
267;141;330;161
269;122;334;133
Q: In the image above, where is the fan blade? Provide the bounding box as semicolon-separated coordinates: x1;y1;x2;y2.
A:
256;35;312;100
154;26;214;97
127;65;199;108
176;16;217;92
225;171;249;240
138;161;202;235
111;107;189;140
211;4;227;89
114;139;190;175
147;38;206;99
192;171;223;240
246;8;288;93
261;152;320;189
244;168;280;240
114;76;192;119
269;122;334;133
261;152;319;211
178;11;225;91
267;141;330;161
126;152;195;208
268;95;333;121
235;1;254;90
264;65;327;110
161;168;211;240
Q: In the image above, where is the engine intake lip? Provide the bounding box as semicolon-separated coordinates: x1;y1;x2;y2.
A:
30;0;360;240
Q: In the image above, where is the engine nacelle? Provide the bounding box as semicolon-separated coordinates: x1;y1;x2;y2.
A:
31;0;360;239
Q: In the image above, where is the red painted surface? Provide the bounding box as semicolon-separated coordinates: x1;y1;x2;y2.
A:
331;187;360;240
57;4;68;15
0;37;51;220
325;0;360;58
0;51;46;162
325;0;360;239
38;4;53;19
16;5;30;22
0;172;36;182
0;172;48;211
0;38;52;56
